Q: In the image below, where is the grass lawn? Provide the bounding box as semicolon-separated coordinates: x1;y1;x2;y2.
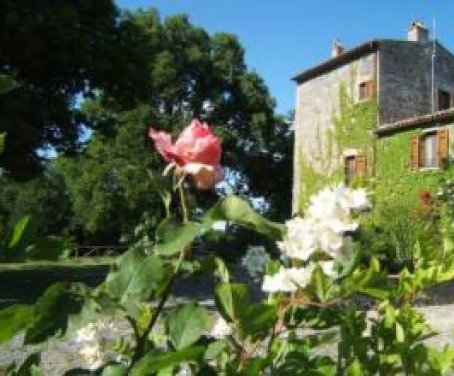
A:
0;257;114;308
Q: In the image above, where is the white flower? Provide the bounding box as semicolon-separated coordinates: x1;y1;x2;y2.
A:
277;217;318;261
309;184;370;217
211;317;232;338
74;320;125;371
262;266;314;293
339;187;371;211
318;260;336;277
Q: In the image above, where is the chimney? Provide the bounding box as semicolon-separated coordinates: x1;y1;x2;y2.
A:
331;40;344;58
408;20;429;42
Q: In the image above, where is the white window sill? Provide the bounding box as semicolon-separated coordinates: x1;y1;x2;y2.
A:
418;167;440;171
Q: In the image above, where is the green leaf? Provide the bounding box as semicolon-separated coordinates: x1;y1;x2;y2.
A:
130;347;205;375
105;248;166;316
101;364;128;376
203;195;285;240
167;301;209;350
0;305;32;345
148;169;172;217
240;358;267;375
346;358;365;376
154;218;203;256
215;283;249;322
241;303;278;340
395;322;405;343
25;283;87;344
7;215;35;251
204;339;229;360
308;265;336;302
25;236;73;261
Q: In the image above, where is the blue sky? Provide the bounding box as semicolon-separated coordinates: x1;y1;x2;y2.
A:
115;1;454;114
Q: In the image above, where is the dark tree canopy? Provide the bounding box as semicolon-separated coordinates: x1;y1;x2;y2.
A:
0;5;293;246
0;0;117;179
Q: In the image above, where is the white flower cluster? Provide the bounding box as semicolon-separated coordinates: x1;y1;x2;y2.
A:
210;316;232;338
74;320;126;371
262;261;334;293
262;184;370;294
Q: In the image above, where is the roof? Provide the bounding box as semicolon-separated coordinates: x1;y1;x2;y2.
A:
374;108;454;136
292;40;380;84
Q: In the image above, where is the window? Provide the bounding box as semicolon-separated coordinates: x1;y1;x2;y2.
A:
345;156;356;186
344;154;367;186
410;128;449;169
438;89;451;111
358;80;375;101
421;132;437;167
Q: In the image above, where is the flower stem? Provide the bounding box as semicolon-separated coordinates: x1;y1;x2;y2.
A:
178;181;189;223
129;180;191;367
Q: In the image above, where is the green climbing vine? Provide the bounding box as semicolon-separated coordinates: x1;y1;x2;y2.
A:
297;70;377;212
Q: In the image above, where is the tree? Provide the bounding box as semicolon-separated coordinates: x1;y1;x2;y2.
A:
55;9;292;244
0;169;72;240
0;0;118;179
56;105;166;244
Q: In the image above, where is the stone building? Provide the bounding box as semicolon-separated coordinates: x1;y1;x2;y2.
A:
292;20;454;214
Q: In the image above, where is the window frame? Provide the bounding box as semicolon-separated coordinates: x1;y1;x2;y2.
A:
410;127;449;170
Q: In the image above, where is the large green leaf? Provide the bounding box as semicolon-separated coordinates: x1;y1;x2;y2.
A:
167;301;209;350
154;218;203;256
130;347;205;375
105;248;166;316
25;236;73;261
215;283;250;322
25;283;87;344
0;304;32;345
203;195;285;240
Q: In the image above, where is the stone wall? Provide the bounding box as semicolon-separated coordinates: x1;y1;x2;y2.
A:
378;40;454;125
292;52;377;213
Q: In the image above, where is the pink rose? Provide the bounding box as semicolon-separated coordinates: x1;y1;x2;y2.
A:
149;119;222;189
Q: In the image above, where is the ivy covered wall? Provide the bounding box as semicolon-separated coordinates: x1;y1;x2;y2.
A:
295;75;454;216
296;81;377;213
375;125;454;212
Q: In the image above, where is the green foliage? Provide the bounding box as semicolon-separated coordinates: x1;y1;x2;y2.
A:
105;249;167;317
154;219;203;257
100;364;128;376
166;301;209;350
0;0;118;179
1;187;454;374
0;171;73;246
297;77;377;211
24;283;87;344
0;304;32;345
203;195;286;240
1;215;73;262
130;346;205;375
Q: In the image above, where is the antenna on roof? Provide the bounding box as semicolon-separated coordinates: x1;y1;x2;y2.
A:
431;18;436;112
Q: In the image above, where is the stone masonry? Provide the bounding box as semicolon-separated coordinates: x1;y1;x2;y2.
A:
292;22;454;213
